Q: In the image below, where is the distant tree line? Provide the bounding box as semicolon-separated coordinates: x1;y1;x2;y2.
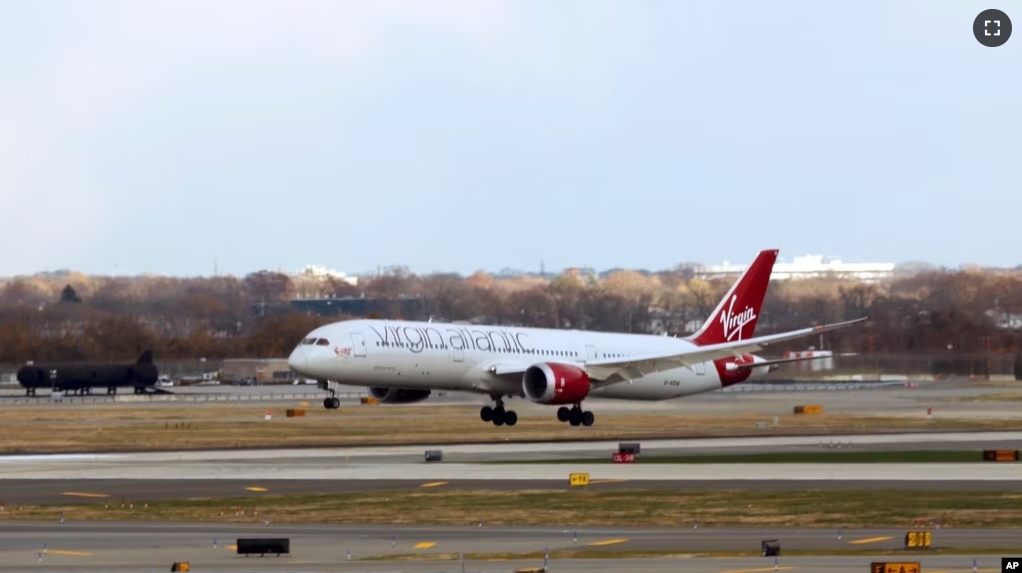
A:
1;265;1021;364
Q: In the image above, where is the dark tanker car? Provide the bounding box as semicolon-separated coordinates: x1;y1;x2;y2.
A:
16;350;160;396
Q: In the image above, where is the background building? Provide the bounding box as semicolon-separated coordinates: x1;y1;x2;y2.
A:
698;254;895;282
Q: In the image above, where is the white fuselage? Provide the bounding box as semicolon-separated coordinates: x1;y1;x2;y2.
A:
287;319;771;401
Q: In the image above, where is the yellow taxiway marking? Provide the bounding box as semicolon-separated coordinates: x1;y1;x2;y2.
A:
420;481;448;488
224;544;237;550
588;479;629;485
719;563;797;567
413;542;436;549
60;492;108;498
587;538;629;547
45;550;94;556
848;535;893;545
245;487;268;492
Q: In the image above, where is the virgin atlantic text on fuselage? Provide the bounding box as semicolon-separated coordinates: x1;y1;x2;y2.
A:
368;324;533;354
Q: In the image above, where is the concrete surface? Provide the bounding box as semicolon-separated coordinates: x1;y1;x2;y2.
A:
0;522;1015;572
2;432;1022;480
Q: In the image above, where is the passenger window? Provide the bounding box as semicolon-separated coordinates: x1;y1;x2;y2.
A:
316;339;330;346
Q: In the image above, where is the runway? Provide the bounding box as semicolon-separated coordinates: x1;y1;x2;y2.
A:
0;384;1019;572
0;521;1016;572
0;432;1019;504
2;431;1021;480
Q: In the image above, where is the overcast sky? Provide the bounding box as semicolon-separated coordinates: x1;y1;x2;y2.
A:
1;0;1019;277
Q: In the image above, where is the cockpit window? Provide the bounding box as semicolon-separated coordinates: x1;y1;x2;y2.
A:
301;338;317;345
315;338;330;346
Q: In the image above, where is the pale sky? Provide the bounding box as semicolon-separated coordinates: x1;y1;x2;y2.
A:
1;0;1019;277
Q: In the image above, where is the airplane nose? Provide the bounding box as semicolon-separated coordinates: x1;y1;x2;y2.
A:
287;348;307;373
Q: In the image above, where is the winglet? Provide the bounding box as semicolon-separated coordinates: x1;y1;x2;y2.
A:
688;249;778;346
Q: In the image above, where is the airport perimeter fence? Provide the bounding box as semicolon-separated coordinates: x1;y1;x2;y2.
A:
798;352;1021;379
3;353;1021;381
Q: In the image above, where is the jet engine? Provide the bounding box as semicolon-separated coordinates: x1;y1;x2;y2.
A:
522;363;591;405
368;387;432;404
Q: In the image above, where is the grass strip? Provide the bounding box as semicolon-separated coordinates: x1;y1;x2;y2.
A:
4;489;1022;529
0;403;1019;454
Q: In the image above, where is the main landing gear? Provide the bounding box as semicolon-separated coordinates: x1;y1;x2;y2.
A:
480;394;517;426
557;404;594;427
323;391;340;409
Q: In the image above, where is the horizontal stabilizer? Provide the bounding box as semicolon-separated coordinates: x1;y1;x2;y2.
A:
727;354;830;371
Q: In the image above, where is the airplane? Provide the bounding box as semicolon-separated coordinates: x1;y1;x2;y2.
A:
286;249;869;427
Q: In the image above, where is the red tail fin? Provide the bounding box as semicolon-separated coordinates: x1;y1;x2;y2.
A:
688;249;778;346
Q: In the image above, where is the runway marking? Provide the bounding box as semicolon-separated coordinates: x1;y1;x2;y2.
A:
60;492;109;498
589;479;629;485
413;542;436;549
420;481;448;488
848;536;893;545
244;487;268;492
715;563;793;567
587;538;629;546
45;550;94;556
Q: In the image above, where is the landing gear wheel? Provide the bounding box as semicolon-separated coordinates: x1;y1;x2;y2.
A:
323;397;333;410
480;406;493;422
492;406;506;426
330;397;340;409
568;408;583;426
504;410;518;426
557;407;570;422
581;411;595;426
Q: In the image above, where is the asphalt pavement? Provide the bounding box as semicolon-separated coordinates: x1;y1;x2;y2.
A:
0;522;1014;572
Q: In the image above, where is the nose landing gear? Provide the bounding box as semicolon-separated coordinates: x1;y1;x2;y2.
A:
556;404;594;427
480;394;517;426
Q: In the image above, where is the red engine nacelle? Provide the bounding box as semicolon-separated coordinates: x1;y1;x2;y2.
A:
522;363;591;405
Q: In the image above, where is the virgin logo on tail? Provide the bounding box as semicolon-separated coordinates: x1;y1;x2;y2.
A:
720;294;756;341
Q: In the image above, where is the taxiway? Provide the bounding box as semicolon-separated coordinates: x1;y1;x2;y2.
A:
0;522;1014;572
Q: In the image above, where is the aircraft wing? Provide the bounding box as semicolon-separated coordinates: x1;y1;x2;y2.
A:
584;317;869;384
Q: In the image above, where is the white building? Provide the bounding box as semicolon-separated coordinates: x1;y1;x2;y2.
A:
698;255;895;282
294;265;358;286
